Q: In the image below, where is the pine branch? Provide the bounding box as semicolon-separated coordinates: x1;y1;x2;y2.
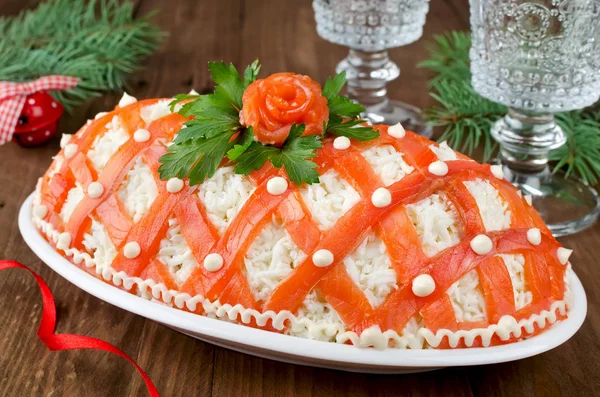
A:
420;31;600;184
0;0;164;111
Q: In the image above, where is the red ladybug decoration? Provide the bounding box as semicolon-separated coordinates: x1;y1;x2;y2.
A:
13;92;63;147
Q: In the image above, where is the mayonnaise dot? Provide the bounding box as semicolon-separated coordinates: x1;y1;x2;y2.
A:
371;187;392;208
64;143;78;159
124;242;141;259
94;111;108;120
118;92;137;107
412;274;436;297
524;194;533;206
59;134;72;149
34;204;48;218
428;161;448;176
133;129;151;142
57;232;71;250
490;165;505;179
557;247;573;265
333;136;351;150
470;234;493;255
312;249;334;267
166;177;184;193
267;177;288;195
87;181;104;199
204;253;224;272
527;228;541;245
388;122;406;138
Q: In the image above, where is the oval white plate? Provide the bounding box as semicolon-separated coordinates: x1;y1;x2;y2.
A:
19;193;587;373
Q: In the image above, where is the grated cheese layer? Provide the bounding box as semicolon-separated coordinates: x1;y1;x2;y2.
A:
118;157;158;223
362;145;414;186
157;217;199;285
87;116;129;172
300;169;360;230
447;269;487;322
244;217;306;302
343;232;397;308
499;254;532;310
464;178;511;232
405;194;460;257
60;183;85;223
197;166;255;235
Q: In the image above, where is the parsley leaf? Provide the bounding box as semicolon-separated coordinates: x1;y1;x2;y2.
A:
327;96;365;118
169;93;199;113
243;60;261;88
235;124;322;185
323;71;378;141
173;117;237;144
208;62;245;109
322;71;347;101
158;130;236;185
326;114;379;141
227;127;255;161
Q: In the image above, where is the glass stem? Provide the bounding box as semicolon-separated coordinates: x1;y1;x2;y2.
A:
491;108;567;178
335;49;400;107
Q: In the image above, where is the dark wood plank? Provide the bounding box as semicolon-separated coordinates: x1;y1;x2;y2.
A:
0;0;599;396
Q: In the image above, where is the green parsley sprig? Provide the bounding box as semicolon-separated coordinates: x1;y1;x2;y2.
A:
158;61;379;186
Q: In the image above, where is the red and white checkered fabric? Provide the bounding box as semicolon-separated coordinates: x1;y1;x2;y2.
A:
0;75;79;145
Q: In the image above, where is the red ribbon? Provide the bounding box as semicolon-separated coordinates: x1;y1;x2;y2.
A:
0;75;79;144
0;260;159;397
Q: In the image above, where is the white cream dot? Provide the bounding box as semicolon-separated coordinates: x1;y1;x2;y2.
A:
524;194;533;206
118;92;137;107
27;136;33;142
412;274;436;297
428;161;448;176
27;98;35;105
124;242;141;259
312;249;334;267
204;253;224;272
45;130;51;137
133;128;151;142
188;89;200;95
557;247;573;265
64;143;78;159
333;136;351;150
470;234;493;255
87;181;104;198
51;101;58;108
527;228;541;245
57;232;71;250
490;165;504;179
94;111;108;120
34;205;48;218
166;178;184;193
388;122;406;138
267;177;288;195
371;187;392;208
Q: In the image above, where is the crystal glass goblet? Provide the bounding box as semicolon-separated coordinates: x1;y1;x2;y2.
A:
470;0;600;236
313;0;432;137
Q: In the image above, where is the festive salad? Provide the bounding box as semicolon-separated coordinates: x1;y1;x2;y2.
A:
32;62;573;349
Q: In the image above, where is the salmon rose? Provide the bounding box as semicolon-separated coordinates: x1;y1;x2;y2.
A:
240;73;329;146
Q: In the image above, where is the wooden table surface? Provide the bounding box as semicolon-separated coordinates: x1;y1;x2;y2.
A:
1;0;599;396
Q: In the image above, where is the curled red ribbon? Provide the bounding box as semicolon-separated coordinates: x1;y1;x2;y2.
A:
0;260;159;397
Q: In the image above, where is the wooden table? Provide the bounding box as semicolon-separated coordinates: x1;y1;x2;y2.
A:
1;0;598;396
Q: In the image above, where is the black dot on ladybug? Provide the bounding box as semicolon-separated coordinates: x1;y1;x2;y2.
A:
52;102;58;108
27;98;36;105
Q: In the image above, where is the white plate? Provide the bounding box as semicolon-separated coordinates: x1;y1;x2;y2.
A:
19;193;587;373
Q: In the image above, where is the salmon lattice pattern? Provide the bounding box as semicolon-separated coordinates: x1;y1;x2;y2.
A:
33;100;571;349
